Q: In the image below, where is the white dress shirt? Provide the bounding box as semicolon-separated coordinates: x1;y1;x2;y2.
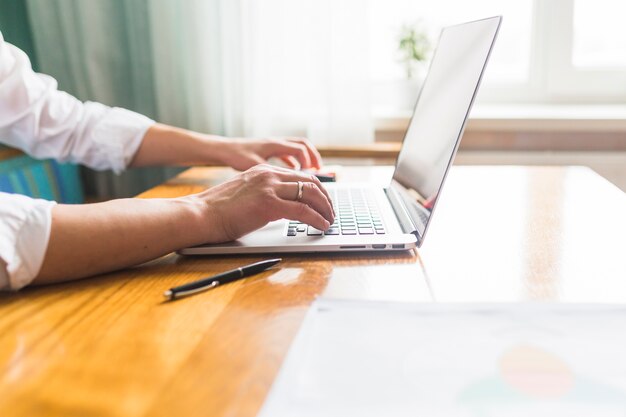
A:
0;32;155;290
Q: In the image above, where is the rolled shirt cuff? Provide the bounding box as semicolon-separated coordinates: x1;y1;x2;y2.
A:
0;193;56;290
85;103;155;174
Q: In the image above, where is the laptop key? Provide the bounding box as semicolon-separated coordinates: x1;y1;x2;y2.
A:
358;228;375;235
325;229;340;235
341;229;357;235
375;228;386;234
287;230;297;236
297;225;306;232
307;227;323;236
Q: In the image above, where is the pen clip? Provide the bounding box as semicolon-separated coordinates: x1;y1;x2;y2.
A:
165;280;219;300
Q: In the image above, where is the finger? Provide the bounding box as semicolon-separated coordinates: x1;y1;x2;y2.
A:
279;155;299;169
265;166;334;213
269;142;311;169
275;181;334;223
279;200;331;231
264;164;331;201
287;137;323;169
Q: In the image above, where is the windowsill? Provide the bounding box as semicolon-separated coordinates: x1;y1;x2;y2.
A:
374;104;626;133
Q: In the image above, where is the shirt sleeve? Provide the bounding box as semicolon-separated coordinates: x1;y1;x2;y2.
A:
0;31;155;173
0;192;56;291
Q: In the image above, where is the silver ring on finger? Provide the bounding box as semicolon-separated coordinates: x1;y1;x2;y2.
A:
295;181;304;201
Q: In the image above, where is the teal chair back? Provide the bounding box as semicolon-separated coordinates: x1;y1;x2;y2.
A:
0;153;84;204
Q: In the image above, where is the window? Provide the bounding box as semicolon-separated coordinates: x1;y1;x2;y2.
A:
544;0;626;101
573;0;626;68
368;0;626;109
239;0;625;142
368;0;533;85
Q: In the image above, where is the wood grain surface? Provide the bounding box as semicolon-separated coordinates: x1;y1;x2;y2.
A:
0;147;23;162
1;165;624;417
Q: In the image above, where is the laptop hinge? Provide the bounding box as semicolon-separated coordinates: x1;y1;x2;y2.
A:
385;186;420;241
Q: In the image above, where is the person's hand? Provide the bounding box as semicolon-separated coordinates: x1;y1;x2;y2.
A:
220;137;323;171
189;164;334;243
130;125;324;172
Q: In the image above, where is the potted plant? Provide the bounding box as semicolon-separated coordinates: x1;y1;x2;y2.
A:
396;23;431;109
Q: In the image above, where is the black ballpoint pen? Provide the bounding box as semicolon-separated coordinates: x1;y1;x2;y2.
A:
164;258;282;300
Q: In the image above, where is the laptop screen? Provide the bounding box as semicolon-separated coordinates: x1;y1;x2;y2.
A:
391;16;501;243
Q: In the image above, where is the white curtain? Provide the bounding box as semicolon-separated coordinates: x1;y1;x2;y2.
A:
147;0;247;136
242;0;374;145
149;0;375;144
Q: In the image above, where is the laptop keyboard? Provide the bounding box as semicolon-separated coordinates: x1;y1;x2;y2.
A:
287;189;386;236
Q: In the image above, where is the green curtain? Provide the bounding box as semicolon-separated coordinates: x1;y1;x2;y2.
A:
0;0;39;69
22;0;184;198
1;0;256;198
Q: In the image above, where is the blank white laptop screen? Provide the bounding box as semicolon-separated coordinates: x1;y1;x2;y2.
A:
392;17;501;241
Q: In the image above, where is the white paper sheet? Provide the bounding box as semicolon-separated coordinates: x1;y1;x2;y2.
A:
258;299;626;417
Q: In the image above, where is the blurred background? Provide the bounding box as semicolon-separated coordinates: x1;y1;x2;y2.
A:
1;0;625;200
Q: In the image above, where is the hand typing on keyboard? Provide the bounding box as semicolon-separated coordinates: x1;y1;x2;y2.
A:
190;164;335;243
286;188;385;237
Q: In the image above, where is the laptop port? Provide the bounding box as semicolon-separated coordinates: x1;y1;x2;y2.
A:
391;244;405;249
372;244;386;249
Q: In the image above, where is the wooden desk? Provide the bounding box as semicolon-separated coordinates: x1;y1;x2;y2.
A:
1;165;625;416
0;146;23;162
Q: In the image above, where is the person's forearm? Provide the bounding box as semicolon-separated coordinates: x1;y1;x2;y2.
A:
31;164;334;287
129;123;229;167
129;123;324;172
33;197;211;285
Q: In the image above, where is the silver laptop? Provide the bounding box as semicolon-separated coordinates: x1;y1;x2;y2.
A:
180;16;501;256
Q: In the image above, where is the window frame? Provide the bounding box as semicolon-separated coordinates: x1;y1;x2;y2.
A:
376;0;626;107
541;0;626;102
